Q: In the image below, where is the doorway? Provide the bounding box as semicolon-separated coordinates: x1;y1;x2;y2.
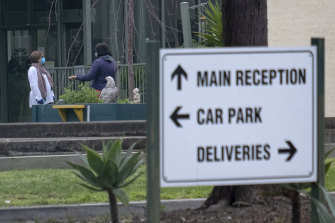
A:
6;28;57;122
6;30;32;122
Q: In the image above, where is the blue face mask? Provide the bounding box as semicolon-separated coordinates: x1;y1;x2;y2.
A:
41;57;46;65
94;52;98;58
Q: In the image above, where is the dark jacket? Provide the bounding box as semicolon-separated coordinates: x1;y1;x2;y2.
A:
76;56;117;90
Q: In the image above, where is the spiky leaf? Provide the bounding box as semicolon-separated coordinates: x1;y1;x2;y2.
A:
119;142;136;170
112;188;129;206
81;144;105;175
67;162;98;187
107;139;122;166
317;184;335;218
310;196;335;223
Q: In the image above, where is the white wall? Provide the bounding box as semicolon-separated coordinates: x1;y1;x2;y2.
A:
268;0;335;117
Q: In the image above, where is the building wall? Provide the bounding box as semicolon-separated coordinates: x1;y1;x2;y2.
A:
268;0;335;117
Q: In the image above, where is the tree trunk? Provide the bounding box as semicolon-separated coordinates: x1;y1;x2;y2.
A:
108;190;119;223
127;0;135;101
203;0;270;208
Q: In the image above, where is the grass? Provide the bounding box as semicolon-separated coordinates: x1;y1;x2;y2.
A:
1;158;334;208
0;166;212;207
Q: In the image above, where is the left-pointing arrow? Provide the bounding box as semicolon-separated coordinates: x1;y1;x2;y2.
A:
278;141;297;161
170;106;190;127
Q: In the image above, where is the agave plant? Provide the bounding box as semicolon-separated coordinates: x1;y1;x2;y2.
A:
196;0;223;47
283;147;335;222
67;140;143;223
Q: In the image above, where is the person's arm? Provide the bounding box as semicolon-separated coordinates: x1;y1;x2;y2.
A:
70;60;100;81
28;67;43;103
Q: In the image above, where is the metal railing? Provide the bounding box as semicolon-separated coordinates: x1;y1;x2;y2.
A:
48;63;146;103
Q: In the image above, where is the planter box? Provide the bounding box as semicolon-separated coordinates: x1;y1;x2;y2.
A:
32;104;146;122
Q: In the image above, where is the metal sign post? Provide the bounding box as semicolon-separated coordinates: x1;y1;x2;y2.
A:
311;38;325;223
146;39;161;223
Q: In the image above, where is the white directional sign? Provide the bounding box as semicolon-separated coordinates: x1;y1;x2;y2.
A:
160;47;317;187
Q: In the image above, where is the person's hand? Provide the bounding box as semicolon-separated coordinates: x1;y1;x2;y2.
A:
68;75;77;79
37;99;44;104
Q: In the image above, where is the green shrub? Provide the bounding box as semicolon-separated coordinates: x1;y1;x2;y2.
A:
67;140;143;223
60;82;103;104
117;98;134;104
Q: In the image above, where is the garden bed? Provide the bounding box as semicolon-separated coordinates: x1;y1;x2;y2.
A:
32;103;146;122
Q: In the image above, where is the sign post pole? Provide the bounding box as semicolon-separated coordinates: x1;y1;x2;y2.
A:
311;38;325;223
146;39;161;223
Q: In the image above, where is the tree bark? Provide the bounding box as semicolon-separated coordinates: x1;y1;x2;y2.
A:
203;0;270;208
108;190;119;223
127;0;135;101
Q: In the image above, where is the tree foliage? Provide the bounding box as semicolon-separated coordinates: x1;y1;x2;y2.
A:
196;0;223;47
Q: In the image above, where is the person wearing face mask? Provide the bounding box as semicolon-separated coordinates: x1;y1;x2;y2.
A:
27;51;55;107
68;43;117;97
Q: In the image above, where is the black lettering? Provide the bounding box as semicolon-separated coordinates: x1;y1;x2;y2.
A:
207;146;213;161
256;144;262;160
245;70;252;86
264;144;271;160
236;70;243;86
286;69;289;84
246;107;253;123
214;146;220;161
236;108;244;123
210;71;217;86
290;69;297;84
207;109;213;124
226;146;234;160
221;146;225;161
269;70;276;85
197;71;208;87
253;70;260;85
228;108;235;123
235;145;241;161
223;71;231;86
252;145;255;160
278;69;284;85
262;70;268;85
299;69;306;84
215;109;223;124
197;147;205;162
243;145;250;161
255;107;262;123
197;109;205;125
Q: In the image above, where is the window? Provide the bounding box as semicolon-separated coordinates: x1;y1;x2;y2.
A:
63;0;82;9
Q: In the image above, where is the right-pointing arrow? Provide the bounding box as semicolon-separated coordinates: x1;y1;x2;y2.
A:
170;106;190;127
278;140;297;161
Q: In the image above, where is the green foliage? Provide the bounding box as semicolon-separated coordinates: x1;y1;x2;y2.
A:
283;147;335;222
60;82;103;104
117;98;134;104
67;140;143;206
195;0;223;47
311;184;335;222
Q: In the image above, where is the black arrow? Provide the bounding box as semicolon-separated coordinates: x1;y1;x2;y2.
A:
171;65;188;90
278;141;297;161
170;106;190;127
